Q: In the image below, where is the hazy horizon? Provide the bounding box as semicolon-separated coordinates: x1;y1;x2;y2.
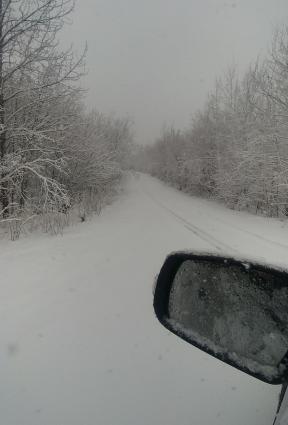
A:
61;0;288;144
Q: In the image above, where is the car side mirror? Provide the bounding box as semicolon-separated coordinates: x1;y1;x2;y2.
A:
153;252;288;385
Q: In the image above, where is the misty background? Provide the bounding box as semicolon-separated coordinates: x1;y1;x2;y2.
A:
61;0;288;145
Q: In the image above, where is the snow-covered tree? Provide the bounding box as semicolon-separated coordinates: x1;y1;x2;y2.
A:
0;0;134;238
136;25;288;219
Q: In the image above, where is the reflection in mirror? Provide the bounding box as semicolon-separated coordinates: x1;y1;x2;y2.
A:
168;259;288;380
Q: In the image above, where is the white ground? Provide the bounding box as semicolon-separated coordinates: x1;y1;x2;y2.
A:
1;172;287;425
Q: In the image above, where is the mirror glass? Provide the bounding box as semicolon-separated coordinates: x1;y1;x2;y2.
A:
168;259;288;381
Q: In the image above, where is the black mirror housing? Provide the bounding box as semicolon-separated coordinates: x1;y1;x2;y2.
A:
154;252;288;385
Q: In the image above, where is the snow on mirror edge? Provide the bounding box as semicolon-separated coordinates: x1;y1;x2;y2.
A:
168;260;288;380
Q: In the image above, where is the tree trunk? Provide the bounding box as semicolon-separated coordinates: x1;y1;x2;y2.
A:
0;0;8;217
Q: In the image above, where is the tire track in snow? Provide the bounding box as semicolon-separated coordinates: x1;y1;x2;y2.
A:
199;211;288;252
141;175;288;255
143;190;239;255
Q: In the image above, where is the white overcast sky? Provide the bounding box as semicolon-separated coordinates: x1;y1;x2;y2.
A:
61;0;288;144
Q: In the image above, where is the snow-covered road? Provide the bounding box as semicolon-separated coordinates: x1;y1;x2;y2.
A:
0;173;286;425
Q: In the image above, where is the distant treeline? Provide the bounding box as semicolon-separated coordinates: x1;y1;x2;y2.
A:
135;26;288;219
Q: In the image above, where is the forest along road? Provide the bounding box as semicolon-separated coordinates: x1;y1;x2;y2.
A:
0;172;287;425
